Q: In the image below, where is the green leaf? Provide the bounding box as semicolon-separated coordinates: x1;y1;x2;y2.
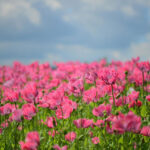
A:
118;136;123;144
141;105;147;117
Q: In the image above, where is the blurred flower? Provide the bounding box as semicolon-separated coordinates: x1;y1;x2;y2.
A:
111;111;141;134
99;67;118;85
92;137;100;144
73;118;93;128
92;104;111;117
65;132;76;142
20;131;40;150
53;145;68;150
146;95;150;102
12;109;22;122
140;126;150;136
22;103;36;120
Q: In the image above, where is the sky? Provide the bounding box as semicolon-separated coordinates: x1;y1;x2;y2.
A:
0;0;150;65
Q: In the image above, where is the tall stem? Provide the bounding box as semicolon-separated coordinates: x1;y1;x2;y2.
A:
142;71;144;100
111;84;115;107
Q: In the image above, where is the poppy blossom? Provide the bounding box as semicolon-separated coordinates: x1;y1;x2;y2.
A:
65;132;76;142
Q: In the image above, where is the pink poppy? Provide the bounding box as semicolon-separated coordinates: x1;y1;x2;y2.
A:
106;124;113;134
111;111;141;134
12;109;22;122
18;126;22;131
0;103;15;115
44;117;57;128
53;145;68;150
26;131;40;145
140;126;150;137
0;128;2;134
129;101;136;108
99;67;118;85
84;71;97;84
68;78;84;97
128;91;139;101
20;131;40;150
92;137;100;144
136;100;142;107
73;118;93;128
20;141;37;150
65;132;76;142
94;120;105;128
88;131;93;137
22;103;36;120
56;104;73;119
83;87;98;104
92;104;111;117
1;120;9;128
48;130;59;137
136;61;150;72
146;95;150;102
21;82;38;103
7;90;19;102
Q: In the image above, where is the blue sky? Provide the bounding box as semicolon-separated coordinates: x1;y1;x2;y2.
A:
0;0;150;65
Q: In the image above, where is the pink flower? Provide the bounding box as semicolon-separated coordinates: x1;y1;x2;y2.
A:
146;95;150;102
48;130;58;137
18;126;22;131
1;120;8;128
20;141;37;150
65;132;76;142
111;111;141;134
84;71;97;84
73;118;93;128
137;61;150;72
44;117;57;128
20;131;40;150
136;100;142;107
0;103;15;115
21;82;38;103
26;131;40;145
100;67;118;85
129;101;136;108
88;131;93;137
22;103;36;120
106;124;113;134
56;104;73;119
53;145;68;150
12;109;22;122
83;87;99;104
140;126;150;136
92;137;100;144
94;120;105;127
7;90;19;102
92;104;111;117
68;78;84;96
128;91;139;101
0;128;3;134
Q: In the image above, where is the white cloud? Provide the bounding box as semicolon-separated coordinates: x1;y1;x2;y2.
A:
80;0;140;15
55;44;125;62
130;43;150;61
128;33;150;61
61;0;148;36
111;51;122;59
44;53;64;64
56;44;97;61
0;0;41;25
44;0;62;10
121;5;137;16
136;0;150;6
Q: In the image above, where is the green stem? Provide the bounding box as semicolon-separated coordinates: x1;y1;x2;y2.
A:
111;84;115;107
142;71;145;101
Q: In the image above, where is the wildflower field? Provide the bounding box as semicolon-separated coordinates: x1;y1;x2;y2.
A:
0;58;150;150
